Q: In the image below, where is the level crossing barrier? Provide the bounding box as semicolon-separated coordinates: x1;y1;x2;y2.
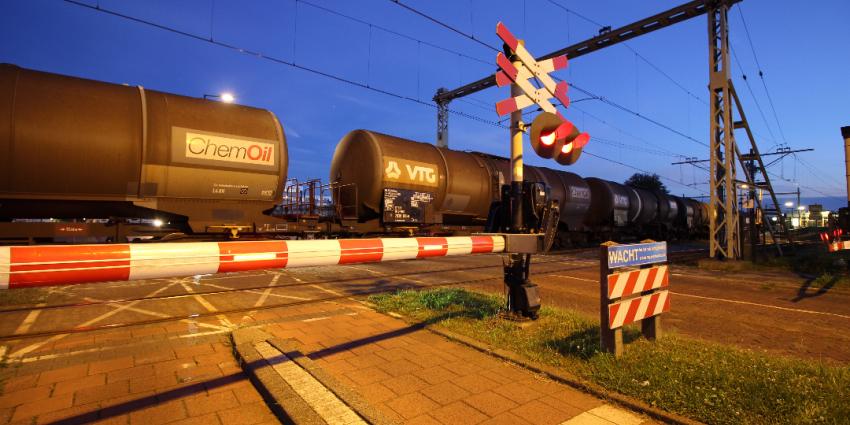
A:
0;236;505;289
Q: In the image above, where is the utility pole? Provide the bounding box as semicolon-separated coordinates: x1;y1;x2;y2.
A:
707;0;739;260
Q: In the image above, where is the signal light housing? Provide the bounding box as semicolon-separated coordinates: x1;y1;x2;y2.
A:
529;112;589;165
529;112;565;159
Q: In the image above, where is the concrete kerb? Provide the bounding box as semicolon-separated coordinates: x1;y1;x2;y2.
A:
422;324;702;425
231;328;396;425
231;328;326;425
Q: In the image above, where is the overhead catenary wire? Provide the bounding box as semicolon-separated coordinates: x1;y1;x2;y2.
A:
63;0;508;130
388;0;500;52
736;4;787;145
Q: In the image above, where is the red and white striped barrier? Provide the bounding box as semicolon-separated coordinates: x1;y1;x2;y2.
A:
608;290;670;329
0;236;504;289
607;265;669;299
828;241;850;252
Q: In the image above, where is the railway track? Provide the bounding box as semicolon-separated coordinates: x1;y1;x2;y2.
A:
0;248;707;342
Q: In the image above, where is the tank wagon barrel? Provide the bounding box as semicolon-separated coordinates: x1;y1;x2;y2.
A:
0;64;288;243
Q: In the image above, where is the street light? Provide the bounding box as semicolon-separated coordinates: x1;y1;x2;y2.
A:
784;201;794;208
203;92;235;103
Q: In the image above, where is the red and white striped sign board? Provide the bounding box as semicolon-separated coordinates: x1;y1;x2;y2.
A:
0;236;504;289
608;290;670;329
607;265;669;299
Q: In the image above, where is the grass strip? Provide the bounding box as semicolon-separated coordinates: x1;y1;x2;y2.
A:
369;288;850;425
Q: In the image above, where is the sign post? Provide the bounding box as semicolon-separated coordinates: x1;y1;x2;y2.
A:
600;241;670;357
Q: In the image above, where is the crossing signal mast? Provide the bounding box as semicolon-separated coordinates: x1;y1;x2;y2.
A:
491;22;588;319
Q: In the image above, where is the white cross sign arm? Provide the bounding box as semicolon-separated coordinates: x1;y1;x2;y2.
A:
495;52;558;115
496;22;571;109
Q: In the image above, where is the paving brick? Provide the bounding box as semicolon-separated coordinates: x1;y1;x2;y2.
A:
511;400;573;425
358;382;397;404
479;411;526;425
216;401;276;425
377;358;421;377
193;352;232;367
407;414;442;425
493;382;543;405
183;390;239;417
54;373;106;396
2;374;38;393
345;366;392;386
128;398;187;425
173;344;216;359
129;374;180;394
153;359;198;376
452;373;500;394
464;391;518;417
37;364;88;385
74;380;132;406
35;402;102;424
89;356;135;375
107;365;155;383
134;350;176;366
442;360;483;377
421;381;470;405
382;374;429;395
11;393;74;422
550;389;605;411
386;392;439;420
430;401;488;425
176;365;222;384
413;365;458;385
169;412;222;425
345;353;385;369
0;384;52;408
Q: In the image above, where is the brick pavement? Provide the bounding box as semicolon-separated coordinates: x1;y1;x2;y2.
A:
261;299;653;425
0;328;278;424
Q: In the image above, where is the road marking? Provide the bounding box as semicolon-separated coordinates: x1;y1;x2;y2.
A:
550;272;850;320
550;274;597;283
671;291;850;320
180;282;234;328
254;274;282;307
13;303;46;335
255;341;367;425
81;297;228;331
560;404;643;425
9;281;179;359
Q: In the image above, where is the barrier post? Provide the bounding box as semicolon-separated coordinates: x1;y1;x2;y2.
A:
599;244;623;356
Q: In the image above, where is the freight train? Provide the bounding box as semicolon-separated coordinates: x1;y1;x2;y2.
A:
329;130;708;246
0;65;707;245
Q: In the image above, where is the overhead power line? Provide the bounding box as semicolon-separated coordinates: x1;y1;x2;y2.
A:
63;0;508;130
388;0;500;52
545;0;708;105
736;4;788;145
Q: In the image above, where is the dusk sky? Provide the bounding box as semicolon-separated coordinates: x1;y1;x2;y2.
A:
2;0;848;206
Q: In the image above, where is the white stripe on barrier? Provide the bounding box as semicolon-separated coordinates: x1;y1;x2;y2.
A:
446;237;473;256
492;236;505;252
380;238;419;261
286;239;342;267
129;243;220;280
0;247;9;289
233;253;278;262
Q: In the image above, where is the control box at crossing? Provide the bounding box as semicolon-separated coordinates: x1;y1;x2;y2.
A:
599;241;670;357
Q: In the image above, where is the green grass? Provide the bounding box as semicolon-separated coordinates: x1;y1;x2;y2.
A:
370;288;850;425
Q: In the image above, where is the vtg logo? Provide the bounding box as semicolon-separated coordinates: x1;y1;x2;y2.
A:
384;159;438;186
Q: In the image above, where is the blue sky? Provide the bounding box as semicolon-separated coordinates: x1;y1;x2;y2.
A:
2;0;848;206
